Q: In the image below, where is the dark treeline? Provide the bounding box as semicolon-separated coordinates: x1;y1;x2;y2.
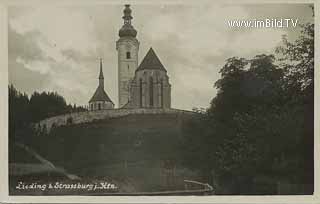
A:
9;85;87;145
182;19;314;194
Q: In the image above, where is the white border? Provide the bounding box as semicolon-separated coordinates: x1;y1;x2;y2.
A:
0;0;319;203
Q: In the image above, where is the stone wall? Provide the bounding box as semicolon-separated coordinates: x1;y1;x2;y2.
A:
36;108;196;133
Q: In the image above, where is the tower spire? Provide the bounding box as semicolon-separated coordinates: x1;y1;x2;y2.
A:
98;58;104;89
123;4;133;25
89;57;114;110
99;58;104;79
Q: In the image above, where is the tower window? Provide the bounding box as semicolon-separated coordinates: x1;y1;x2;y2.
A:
126;52;131;59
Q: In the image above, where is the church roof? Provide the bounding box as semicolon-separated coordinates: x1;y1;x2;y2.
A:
89;86;114;103
136;48;167;72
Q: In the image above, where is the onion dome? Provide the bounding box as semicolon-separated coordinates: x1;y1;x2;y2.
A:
118;5;137;38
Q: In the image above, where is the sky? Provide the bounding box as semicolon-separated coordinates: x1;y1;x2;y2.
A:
8;3;313;110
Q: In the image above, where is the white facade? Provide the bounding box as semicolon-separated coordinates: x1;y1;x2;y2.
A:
116;37;139;108
89;101;114;111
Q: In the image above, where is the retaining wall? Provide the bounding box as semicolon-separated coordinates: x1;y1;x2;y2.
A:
35;108;196;133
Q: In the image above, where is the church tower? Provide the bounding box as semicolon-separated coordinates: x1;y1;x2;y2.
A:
116;4;139;108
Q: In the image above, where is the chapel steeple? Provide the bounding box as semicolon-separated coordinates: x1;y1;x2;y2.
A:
88;59;114;111
99;58;104;89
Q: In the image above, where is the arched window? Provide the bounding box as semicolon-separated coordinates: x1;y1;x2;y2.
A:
149;77;153;107
126;52;131;59
98;103;101;110
139;78;143;108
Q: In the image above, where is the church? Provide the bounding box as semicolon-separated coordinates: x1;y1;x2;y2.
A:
89;4;171;111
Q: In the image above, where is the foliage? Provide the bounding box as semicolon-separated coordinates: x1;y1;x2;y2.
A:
276;23;314;92
182;19;314;194
8;85;87;145
9;85;30;144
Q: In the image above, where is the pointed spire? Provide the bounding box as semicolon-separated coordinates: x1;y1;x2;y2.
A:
89;57;113;104
99;58;104;79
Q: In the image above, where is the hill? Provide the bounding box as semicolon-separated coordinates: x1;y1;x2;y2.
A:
34;112;203;192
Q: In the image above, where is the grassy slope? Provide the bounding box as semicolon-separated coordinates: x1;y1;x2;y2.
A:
39;113;200;192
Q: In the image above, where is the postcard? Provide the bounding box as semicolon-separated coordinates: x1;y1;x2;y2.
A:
1;0;318;203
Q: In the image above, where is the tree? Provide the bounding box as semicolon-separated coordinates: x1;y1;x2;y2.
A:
210;54;286;193
9;85;88;162
182;27;314;193
9;85;30;143
275;15;314;188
